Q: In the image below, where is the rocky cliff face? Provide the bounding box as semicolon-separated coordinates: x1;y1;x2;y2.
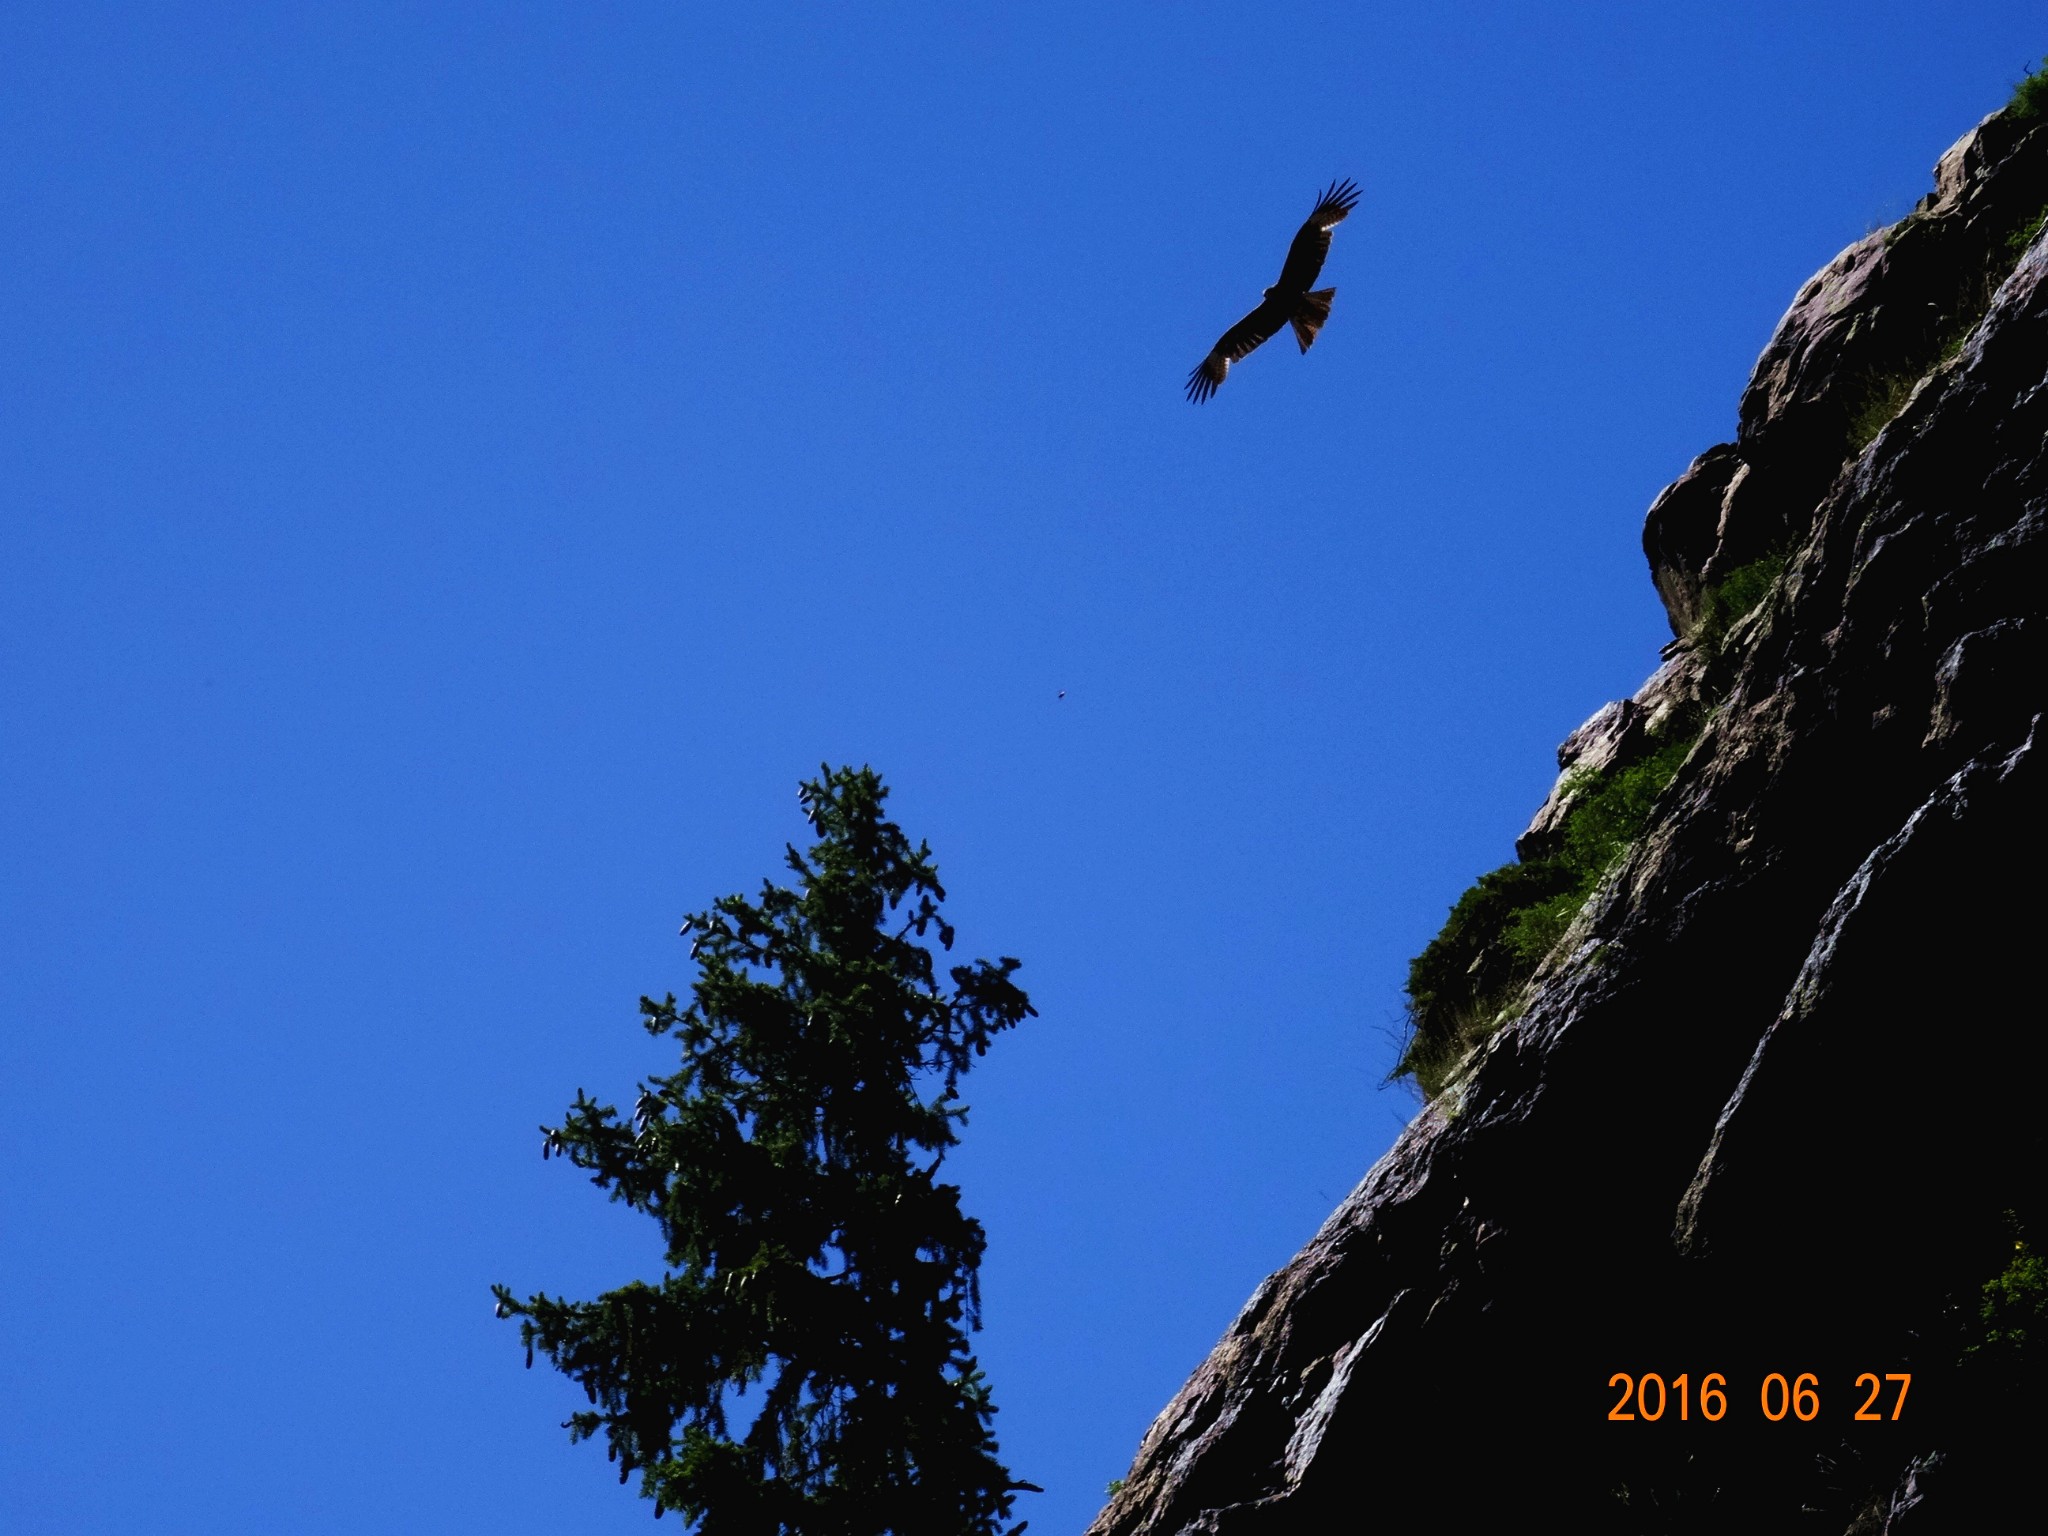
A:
1089;105;2048;1535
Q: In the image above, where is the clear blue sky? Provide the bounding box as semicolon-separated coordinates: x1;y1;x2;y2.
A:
2;5;2039;1531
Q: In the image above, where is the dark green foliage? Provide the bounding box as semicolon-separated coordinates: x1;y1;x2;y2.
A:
1398;860;1578;1096
1690;554;1785;655
1396;732;1699;1098
1961;1212;2048;1380
2009;57;2048;123
494;765;1036;1534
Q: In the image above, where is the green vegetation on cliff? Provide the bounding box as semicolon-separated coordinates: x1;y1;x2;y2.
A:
1395;728;1699;1099
1962;1212;2048;1378
1691;553;1786;657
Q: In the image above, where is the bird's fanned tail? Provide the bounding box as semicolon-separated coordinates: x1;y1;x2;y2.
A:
1290;288;1335;352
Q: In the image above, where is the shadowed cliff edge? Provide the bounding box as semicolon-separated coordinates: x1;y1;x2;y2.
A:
1089;97;2048;1535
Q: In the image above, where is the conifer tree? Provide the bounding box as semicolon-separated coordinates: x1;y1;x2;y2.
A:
495;765;1037;1534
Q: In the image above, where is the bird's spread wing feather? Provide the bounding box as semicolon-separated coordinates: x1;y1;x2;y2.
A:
1273;177;1361;294
1185;297;1289;402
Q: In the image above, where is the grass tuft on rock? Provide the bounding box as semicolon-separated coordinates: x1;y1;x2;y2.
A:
1846;371;1921;452
1691;553;1786;657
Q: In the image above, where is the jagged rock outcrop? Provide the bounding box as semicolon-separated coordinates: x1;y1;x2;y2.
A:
1647;107;2048;639
1089;105;2048;1536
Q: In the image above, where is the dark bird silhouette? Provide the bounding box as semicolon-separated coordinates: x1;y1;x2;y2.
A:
1186;178;1361;402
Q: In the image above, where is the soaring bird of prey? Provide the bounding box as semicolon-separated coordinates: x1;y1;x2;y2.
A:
1186;178;1361;403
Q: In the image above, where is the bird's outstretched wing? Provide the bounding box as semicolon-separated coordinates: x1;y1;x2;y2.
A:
1186;296;1289;403
1273;177;1361;294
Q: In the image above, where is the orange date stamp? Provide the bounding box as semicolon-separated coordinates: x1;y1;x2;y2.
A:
1606;1371;1912;1423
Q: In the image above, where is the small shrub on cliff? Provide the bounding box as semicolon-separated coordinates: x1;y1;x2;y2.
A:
1962;1212;2048;1379
1395;731;1699;1098
1399;859;1579;1096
